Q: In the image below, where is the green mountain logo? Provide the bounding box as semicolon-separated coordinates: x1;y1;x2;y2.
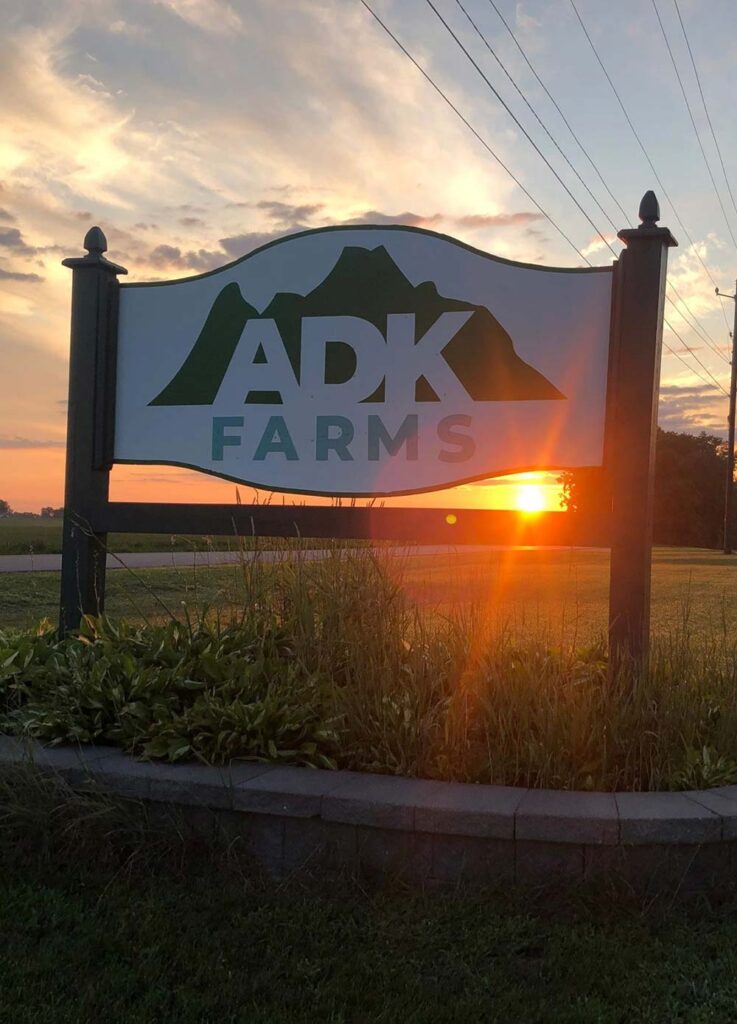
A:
150;245;565;406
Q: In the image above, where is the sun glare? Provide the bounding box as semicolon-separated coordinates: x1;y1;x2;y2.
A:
516;484;546;514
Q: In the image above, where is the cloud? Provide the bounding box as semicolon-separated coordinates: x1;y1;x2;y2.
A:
0;266;43;283
0;436;64;449
660;384;722;398
340;210;443;228
108;19;149;39
257;200;324;225
219;230;298;258
0;208;16;223
152;0;244;34
148;243;224;272
0;227;35;254
213;205;545;261
516;3;542;31
456;212;544;229
581;232;619;261
179;216;204;227
658;381;729;435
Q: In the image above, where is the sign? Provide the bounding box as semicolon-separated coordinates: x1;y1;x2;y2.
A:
115;227;613;496
59;193;677;671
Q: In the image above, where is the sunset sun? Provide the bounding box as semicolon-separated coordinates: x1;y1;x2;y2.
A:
516;484;546;514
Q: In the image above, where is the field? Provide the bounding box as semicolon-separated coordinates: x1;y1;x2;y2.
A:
3;543;737;640
0;516;293;556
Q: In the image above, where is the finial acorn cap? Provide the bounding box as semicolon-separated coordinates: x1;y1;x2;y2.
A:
638;191;660;227
83;226;107;255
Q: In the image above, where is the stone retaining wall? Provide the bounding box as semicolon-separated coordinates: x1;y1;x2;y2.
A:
2;736;736;892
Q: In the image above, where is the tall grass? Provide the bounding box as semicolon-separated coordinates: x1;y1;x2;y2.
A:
2;542;737;792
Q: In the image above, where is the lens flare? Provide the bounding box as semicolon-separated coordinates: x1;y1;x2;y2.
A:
516;484;546;514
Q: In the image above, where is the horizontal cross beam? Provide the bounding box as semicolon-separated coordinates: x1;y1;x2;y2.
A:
90;502;611;547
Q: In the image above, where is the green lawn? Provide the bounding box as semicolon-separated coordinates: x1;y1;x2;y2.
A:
3;545;737;642
3;849;737;1022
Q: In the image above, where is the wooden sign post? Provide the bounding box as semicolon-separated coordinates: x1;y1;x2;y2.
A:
59;195;676;677
607;192;676;671
59;229;126;635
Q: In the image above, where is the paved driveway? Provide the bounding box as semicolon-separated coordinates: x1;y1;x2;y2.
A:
0;544;573;574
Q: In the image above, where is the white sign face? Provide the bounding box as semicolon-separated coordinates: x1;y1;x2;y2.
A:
115;227;613;496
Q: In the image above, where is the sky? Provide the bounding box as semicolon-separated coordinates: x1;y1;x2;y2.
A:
2;0;737;512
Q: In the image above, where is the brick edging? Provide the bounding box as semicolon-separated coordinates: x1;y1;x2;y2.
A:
2;736;735;890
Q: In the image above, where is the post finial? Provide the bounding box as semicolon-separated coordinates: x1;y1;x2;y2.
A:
83;226;108;255
638;191;660;228
62;226;126;274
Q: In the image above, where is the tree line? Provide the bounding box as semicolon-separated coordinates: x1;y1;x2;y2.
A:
559;428;731;548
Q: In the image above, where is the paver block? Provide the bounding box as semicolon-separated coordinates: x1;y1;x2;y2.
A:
586;842;731;895
282;817;358;874
18;743;82;774
0;735;35;764
356;825;432;881
616;791;721;844
145;761;239;809
0;741;120;782
323;774;445;830
82;751;167;799
414;782;526;839
515;839;585;884
686;789;737;839
215;810;285;875
46;744;121;784
233;766;359;818
516;789;619;845
430;833;515;883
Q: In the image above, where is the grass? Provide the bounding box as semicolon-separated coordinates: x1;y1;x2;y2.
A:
5;544;737;791
3;765;737;1024
3;544;737;640
0;516;213;555
0;516;358;556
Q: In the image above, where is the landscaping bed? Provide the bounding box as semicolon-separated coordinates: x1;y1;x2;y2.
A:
3;548;737;792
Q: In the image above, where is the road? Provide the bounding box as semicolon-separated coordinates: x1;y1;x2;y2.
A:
0;544;581;574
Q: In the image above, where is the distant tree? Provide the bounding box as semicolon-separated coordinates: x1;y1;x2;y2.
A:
654;430;727;548
0;499;11;517
558;467;608;516
558;429;730;548
40;506;63;518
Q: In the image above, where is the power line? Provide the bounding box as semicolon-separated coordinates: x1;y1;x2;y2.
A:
662;338;725;392
453;0;619;236
485;0;629;226
673;0;737;224
666;282;730;363
651;0;737;248
663;317;729;394
358;0;727;400
483;0;724;372
484;0;726;365
422;0;619;260
569;0;728;306
357;0;587;263
443;0;729;367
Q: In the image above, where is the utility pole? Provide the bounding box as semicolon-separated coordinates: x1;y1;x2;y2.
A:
716;282;737;555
